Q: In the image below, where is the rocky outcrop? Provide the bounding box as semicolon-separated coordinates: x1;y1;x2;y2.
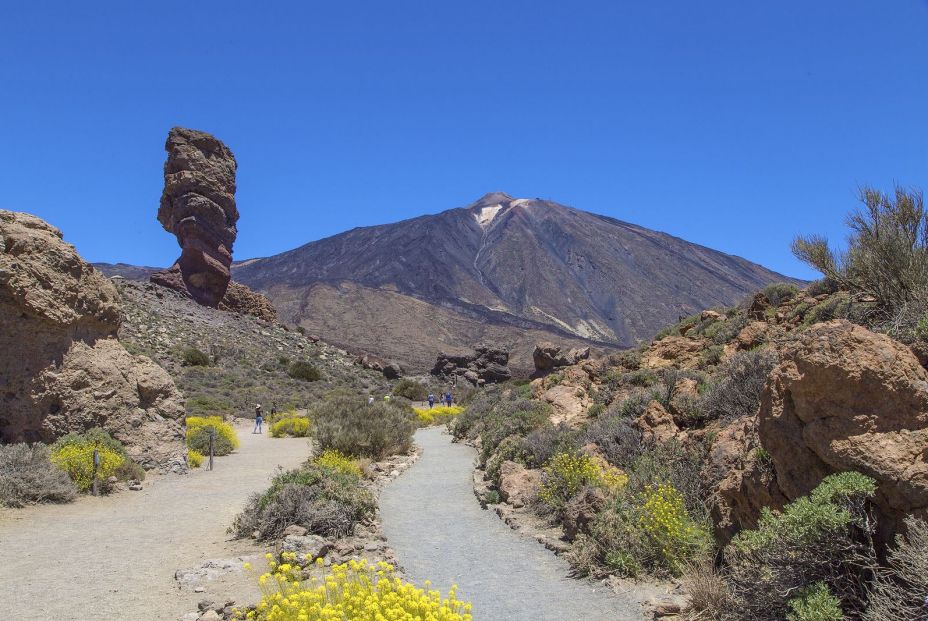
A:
635;401;679;444
641;335;708;369
218;281;278;322
499;461;542;509
759;320;928;538
353;353;403;379
151;127;238;308
0;211;186;469
431;346;511;385
532;342;590;374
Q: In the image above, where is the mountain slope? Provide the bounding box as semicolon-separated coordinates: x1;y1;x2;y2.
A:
233;193;800;371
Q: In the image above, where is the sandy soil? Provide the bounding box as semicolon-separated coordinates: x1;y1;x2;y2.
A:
0;421;309;620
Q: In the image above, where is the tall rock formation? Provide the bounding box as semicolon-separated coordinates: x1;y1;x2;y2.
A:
0;210;186;470
151;127;239;307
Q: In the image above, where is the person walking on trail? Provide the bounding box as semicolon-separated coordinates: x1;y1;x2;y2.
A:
270;403;278;418
253;403;263;434
427;392;435;409
445;391;453;407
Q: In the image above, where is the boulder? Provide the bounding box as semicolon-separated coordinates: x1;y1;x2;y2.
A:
431;345;511;385
532;342;591;373
635;401;679;444
218;281;278;322
279;534;331;562
562;485;607;541
499;461;542;508
759;320;928;539
0;211;186;469
381;361;404;380
735;321;769;350
151;127;239;307
642;336;707;369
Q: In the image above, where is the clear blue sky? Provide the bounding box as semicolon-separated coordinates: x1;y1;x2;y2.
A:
2;1;926;279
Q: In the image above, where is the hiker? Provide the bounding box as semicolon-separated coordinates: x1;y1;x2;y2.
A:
445;391;453;407
427;392;435;409
253;403;263;434
368;395;375;405
270;403;278;418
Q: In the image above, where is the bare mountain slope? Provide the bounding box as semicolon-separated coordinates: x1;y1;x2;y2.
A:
233;193;798;372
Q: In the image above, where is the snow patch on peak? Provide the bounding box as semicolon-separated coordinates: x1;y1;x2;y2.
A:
475;204;505;227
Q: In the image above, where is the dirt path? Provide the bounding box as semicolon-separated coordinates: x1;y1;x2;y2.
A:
0;422;309;620
380;427;650;621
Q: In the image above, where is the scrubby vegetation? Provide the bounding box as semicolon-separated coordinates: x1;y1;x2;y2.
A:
181;346;211;367
49;428;146;492
287;360;322;382
232;461;376;541
235;557;472;621
0;443;77;507
392;378;429;401
311;393;414;460
187;449;204;468
186;416;240;456
269;416;311;438
413;405;463;426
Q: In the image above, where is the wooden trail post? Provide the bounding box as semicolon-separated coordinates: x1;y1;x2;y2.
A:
91;449;100;496
208;429;215;471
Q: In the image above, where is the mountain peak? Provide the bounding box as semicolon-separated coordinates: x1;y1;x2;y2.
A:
468;191;514;209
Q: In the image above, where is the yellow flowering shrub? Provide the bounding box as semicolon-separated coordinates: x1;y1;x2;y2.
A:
637;482;711;575
413;405;463;426
50;444;124;492
539;452;628;507
186;416;239;455
270;416;311;438
313;449;362;477
235;555;472;621
188;449;204;468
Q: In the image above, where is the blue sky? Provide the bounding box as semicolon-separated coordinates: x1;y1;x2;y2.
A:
1;2;926;279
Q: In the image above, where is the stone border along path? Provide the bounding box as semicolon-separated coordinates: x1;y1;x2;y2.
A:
0;421;310;621
380;427;650;621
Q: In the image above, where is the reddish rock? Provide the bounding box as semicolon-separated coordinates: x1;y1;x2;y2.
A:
642;336;707;369
218;281;278;322
499;461;543;509
635;401;679;444
151;127;238;307
759;320;928;539
563;485;607;540
736;321;769;350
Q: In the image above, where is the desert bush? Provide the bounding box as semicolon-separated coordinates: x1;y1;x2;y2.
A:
708;314;749;345
186;416;240;456
270;416;311;438
762;282;800;307
287;360;322;382
683;561;734;619
113;458;146;482
786;582;843;621
539;452;628;510
313;449;362;477
793;185;928;340
50;443;123;492
451;387;550;460
187;449;204;468
52;427;125;456
232;463;376;540
413;405;462;427
186;394;233;418
182;346;211;366
628;440;712;523
699;348;777;423
311;395;414;459
863;516;928;621
581;411;643;470
484;435;529;486
522;423;581;468
720;472;877;621
637;482;712;575
235;557;471;621
610;348;642;370
392;378;428;401
0;443;77;507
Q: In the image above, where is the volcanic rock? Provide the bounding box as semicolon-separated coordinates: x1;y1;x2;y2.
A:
151;127;238;307
218;281;278;322
0;211;186;469
431;345;511;385
532;342;591;374
499;461;542;509
759;320;928;539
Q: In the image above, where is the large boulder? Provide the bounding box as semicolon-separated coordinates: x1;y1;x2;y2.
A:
431;345;511;385
499;461;542;508
759;320;928;537
532;342;590;374
0;210;186;469
218;281;277;323
151;127;239;308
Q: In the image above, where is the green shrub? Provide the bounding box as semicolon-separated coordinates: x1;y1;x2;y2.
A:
113;458;146;482
186;416;239;456
0;443;77;507
522;423;580;468
762;282;801;307
392;378;428;401
312;395;414;459
49;428;127;492
186;394;234;418
539;452;628;510
721;472;877;621
52;427;125;456
451;386;551;460
182;346;211;366
288;360;322;382
270;416;311;438
231;463;375;540
581;412;642;470
483;489;501;505
786;582;843;621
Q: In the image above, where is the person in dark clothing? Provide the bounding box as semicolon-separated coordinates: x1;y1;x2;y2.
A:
427;393;435;409
445;391;453;407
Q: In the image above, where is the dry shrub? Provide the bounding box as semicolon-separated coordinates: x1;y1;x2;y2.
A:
683;561;734;620
700;349;777;423
312;394;414;459
863;516;928;621
0;443;77;507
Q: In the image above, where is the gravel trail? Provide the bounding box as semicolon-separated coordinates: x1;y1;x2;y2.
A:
0;422;309;620
380;427;648;621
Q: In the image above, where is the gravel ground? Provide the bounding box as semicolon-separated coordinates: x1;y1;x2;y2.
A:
0;422;309;620
380;427;649;621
